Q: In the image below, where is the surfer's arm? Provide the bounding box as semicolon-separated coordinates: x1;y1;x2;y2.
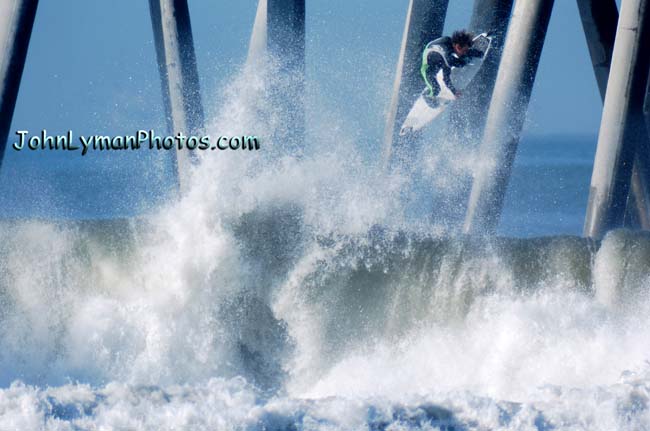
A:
467;48;484;58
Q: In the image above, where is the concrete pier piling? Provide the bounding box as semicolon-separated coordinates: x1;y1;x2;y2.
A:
577;0;650;230
576;0;618;97
248;0;268;62
149;0;205;192
266;0;305;69
0;0;38;170
268;0;305;153
248;0;305;154
646;69;650;132
583;0;650;239
627;150;650;229
382;0;449;169
463;0;555;234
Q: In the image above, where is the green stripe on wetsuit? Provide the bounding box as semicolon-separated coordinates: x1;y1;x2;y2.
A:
421;63;435;98
421;46;435;98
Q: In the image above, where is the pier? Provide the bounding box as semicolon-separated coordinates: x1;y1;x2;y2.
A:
2;0;650;239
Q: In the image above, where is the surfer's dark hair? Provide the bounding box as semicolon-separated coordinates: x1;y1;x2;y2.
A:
451;30;474;47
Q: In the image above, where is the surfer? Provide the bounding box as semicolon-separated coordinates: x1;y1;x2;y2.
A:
421;30;485;103
397;30;492;138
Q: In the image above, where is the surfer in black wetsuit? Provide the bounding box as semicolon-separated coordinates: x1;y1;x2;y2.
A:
421;30;484;102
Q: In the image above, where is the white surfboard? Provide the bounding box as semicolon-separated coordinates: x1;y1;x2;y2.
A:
399;33;492;136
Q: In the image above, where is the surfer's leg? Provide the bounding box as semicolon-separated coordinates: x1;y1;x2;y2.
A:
425;69;441;98
422;69;441;108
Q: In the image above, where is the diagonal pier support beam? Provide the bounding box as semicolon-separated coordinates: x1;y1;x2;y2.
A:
248;0;268;61
248;0;305;154
627;154;650;229
583;0;650;239
576;0;618;97
268;0;305;154
0;0;39;170
149;0;205;192
463;0;555;234
382;0;449;169
646;68;650;131
577;0;650;230
646;68;650;132
447;0;513;142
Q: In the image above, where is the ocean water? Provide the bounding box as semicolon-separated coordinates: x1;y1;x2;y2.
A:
2;58;650;431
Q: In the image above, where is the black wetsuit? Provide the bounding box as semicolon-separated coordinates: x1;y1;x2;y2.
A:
421;36;483;98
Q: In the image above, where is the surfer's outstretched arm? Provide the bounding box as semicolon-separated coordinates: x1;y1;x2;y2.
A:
466;48;485;58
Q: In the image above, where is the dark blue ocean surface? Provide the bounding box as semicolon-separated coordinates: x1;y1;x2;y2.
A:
0;138;174;220
499;134;596;237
